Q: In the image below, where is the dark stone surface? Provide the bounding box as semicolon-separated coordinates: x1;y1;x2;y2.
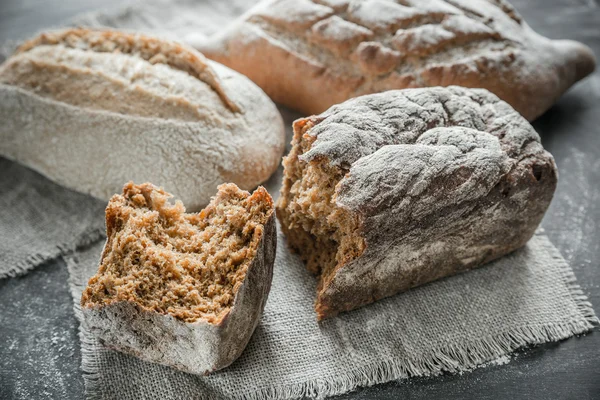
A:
0;258;84;399
0;0;599;398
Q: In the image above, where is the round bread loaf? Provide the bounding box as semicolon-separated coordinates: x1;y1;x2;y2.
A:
81;182;276;374
277;86;558;319
0;29;285;210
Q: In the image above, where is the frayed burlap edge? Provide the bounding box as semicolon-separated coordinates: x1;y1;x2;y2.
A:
65;235;597;400
0;226;105;279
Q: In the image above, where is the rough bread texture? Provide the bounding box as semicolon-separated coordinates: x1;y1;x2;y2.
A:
198;0;596;120
276;86;557;320
81;182;276;374
0;28;285;210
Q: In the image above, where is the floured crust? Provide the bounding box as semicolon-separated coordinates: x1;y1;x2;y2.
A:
199;0;596;120
277;86;558;319
0;29;286;210
81;183;277;374
16;28;239;112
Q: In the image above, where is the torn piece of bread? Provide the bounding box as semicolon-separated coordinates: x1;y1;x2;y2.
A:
198;0;595;120
0;28;285;210
81;182;276;374
276;86;557;320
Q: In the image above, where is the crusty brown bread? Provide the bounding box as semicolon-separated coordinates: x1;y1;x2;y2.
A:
81;182;276;374
0;28;285;210
198;0;596;120
276;86;557;320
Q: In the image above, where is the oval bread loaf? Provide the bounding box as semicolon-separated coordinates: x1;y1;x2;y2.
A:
0;29;285;210
198;0;595;120
82;182;276;374
276;86;558;319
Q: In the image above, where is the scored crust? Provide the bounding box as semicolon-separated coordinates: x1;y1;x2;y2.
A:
276;86;558;319
16;28;239;112
199;0;596;120
81;182;276;374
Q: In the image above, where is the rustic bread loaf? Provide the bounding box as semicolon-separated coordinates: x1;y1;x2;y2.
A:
81;182;276;374
276;86;557;320
0;29;285;210
198;0;595;120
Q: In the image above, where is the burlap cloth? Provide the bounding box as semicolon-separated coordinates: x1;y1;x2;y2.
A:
0;0;597;399
0;158;106;278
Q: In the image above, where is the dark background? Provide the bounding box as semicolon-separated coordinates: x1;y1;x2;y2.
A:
0;0;599;398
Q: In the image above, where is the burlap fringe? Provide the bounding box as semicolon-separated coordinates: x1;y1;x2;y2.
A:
0;226;105;279
232;320;598;400
66;236;597;400
65;241;105;400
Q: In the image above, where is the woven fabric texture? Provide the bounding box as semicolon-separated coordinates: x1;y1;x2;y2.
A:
66;226;597;400
0;1;596;398
0;158;106;278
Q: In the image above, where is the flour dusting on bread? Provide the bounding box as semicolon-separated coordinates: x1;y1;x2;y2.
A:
277;86;558;319
16;28;240;112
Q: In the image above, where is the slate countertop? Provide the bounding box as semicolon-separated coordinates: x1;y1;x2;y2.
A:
0;0;599;398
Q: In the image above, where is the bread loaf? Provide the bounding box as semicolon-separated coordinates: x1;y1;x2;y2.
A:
198;0;595;120
276;86;557;319
0;29;285;210
81;182;276;374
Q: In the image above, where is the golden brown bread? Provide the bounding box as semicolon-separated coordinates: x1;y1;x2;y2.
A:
198;0;596;120
82;182;276;374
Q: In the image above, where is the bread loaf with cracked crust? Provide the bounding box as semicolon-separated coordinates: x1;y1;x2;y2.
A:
198;0;595;120
276;86;557;320
0;28;285;210
81;182;276;374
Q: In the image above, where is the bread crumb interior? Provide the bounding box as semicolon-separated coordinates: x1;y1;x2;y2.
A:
277;120;365;303
81;182;272;324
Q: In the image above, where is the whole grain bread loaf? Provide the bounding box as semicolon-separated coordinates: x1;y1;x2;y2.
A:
81;182;276;374
277;86;557;319
0;29;285;210
198;0;595;120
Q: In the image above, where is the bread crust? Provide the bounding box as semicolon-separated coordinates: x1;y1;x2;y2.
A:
277;86;558;319
0;29;285;210
82;185;277;375
199;0;596;120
